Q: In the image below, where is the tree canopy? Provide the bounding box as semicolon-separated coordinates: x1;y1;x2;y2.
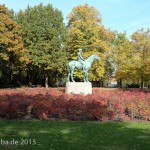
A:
0;3;149;88
15;3;67;87
66;4;113;81
0;4;29;85
131;28;150;88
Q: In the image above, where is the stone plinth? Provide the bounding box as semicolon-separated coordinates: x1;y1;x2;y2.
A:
65;82;92;95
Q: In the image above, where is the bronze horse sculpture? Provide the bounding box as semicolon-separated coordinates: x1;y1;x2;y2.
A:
67;54;100;82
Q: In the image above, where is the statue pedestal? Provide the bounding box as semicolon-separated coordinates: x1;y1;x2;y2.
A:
65;82;92;95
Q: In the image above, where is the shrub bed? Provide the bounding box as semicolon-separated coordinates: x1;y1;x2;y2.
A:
0;88;149;121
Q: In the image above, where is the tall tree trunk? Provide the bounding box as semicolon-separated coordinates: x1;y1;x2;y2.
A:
148;83;150;89
9;63;13;85
17;69;22;86
141;76;144;89
45;72;49;88
27;67;33;86
119;78;122;88
141;71;144;89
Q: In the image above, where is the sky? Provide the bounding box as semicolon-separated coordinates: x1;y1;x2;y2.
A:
1;0;150;37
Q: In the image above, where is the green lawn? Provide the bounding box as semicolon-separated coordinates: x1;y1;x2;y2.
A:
0;120;150;150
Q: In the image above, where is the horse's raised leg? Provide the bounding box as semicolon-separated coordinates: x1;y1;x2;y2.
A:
71;68;75;82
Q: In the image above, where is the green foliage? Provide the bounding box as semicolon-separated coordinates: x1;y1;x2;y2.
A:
15;3;67;86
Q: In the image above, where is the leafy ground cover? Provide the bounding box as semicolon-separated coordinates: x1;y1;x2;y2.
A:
0;87;150;121
0;120;149;150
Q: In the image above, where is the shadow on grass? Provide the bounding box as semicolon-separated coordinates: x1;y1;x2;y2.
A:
0;120;149;150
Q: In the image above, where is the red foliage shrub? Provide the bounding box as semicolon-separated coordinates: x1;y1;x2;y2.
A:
0;87;149;121
49;96;67;119
66;98;87;120
31;100;51;119
0;101;9;118
0;94;31;119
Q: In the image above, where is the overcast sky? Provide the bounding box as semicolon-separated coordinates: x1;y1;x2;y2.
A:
1;0;150;37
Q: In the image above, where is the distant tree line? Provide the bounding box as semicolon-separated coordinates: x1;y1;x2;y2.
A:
0;3;150;88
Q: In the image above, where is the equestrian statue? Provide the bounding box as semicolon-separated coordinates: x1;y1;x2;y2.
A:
67;48;100;82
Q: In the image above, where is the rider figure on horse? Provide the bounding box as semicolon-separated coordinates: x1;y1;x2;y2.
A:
77;48;85;65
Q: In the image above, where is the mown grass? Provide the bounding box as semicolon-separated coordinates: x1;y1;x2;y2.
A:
0;120;149;150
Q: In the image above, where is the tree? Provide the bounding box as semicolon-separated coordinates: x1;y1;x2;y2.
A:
0;4;29;85
131;28;150;88
66;4;113;81
16;3;67;87
111;32;135;87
